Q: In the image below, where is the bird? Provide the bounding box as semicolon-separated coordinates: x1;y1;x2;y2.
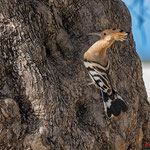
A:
83;29;128;117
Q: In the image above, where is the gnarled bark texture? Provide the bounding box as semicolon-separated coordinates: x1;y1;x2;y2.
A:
0;0;149;149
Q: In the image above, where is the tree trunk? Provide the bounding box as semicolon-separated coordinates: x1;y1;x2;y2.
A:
0;0;149;149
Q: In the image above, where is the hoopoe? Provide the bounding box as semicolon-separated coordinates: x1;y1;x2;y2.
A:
84;29;128;117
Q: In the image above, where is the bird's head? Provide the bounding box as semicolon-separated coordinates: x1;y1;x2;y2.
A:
88;29;129;42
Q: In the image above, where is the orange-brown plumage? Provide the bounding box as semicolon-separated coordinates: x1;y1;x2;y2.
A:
84;29;128;65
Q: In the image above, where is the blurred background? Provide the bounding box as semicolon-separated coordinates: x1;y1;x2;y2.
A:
122;0;150;101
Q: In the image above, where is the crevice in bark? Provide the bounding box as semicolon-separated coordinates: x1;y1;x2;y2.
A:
76;101;87;124
44;41;51;58
127;144;132;150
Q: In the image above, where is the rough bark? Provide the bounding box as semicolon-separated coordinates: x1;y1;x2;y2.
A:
0;0;149;150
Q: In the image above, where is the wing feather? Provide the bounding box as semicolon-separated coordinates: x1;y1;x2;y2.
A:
84;60;112;95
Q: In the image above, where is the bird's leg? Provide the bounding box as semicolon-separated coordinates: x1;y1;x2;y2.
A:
88;81;95;85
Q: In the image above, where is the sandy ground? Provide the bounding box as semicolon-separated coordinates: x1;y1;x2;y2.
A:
142;63;150;102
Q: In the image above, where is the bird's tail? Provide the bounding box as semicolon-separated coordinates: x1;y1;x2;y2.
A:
102;92;128;117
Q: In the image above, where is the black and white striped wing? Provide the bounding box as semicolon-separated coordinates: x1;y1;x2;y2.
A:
84;60;112;95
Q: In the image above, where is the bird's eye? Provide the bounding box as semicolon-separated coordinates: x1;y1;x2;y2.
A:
104;33;107;36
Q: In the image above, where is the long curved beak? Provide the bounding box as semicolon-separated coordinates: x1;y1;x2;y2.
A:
87;32;101;37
